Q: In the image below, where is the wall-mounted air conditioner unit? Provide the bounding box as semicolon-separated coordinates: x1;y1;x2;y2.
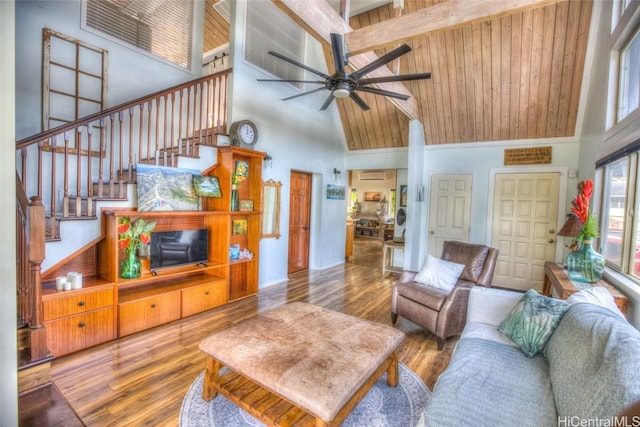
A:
359;171;388;180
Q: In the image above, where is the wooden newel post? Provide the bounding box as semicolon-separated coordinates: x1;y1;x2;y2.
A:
28;196;49;360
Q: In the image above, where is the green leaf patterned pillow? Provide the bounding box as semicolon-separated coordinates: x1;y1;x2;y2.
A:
498;289;570;357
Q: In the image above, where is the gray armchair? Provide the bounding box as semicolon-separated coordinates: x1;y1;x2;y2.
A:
391;241;498;350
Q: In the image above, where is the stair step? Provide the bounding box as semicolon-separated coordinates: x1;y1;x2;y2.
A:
18;356;54;393
53;213;98;221
44;217;61;242
65;195;97;218
92;181;129;200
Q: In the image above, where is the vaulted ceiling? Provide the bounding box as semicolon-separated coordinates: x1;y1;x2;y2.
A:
204;0;593;151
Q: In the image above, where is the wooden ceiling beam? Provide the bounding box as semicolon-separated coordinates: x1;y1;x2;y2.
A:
271;0;420;119
345;0;564;55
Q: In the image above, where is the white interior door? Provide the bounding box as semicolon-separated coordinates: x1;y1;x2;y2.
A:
491;173;559;291
428;174;472;257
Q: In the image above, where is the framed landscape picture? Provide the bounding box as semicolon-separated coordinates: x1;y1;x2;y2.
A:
239;199;254;211
136;163;200;211
364;191;381;202
326;184;345;200
193;175;222;198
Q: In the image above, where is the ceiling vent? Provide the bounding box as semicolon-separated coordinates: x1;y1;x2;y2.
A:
213;0;231;23
359;170;388;180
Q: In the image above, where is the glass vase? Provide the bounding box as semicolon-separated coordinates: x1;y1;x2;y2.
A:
566;239;605;283
230;185;239;211
120;249;142;279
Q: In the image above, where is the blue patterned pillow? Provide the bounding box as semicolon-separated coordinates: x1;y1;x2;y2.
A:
498;289;570;357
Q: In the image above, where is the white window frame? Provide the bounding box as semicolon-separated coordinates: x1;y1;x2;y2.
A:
80;0;197;71
242;0;305;89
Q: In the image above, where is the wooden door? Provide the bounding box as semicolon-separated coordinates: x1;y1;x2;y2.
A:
491;172;560;292
288;171;311;274
428;174;473;257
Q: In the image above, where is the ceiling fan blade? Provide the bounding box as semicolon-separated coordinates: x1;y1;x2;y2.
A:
349;92;370;111
257;79;326;84
281;87;327;101
356;86;410;100
359;73;431;85
319;94;335;111
331;33;345;74
268;51;330;79
351;44;412;79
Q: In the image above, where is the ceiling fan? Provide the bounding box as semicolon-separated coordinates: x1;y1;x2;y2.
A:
257;33;431;111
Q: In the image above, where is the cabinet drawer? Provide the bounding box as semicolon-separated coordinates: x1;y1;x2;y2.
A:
45;307;114;357
181;279;228;317
43;288;114;321
118;290;181;337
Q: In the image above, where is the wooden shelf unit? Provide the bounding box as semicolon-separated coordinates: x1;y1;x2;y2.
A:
204;146;265;301
41;146;265;356
355;218;394;240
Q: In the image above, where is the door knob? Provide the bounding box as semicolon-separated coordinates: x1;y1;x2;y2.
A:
548;239;555;244
429;230;434;235
549;229;555;234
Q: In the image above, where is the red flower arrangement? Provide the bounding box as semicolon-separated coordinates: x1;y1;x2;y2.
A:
117;217;156;255
571;179;598;241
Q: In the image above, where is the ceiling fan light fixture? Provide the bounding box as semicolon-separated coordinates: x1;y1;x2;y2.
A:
332;81;351;98
333;88;350;98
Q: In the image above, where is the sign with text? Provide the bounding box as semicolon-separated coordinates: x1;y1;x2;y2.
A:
504;146;552;165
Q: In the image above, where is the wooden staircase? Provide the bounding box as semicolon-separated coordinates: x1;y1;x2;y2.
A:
15;70;232;386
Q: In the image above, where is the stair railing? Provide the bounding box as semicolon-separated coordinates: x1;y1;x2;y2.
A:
16;173;48;362
16;69;230;241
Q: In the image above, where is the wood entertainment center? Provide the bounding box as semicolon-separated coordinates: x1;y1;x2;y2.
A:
40;147;265;357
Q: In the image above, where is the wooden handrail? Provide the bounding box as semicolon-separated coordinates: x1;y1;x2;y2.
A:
16;70;231;150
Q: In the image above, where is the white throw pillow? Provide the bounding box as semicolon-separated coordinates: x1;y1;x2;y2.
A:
415;254;465;292
566;287;625;319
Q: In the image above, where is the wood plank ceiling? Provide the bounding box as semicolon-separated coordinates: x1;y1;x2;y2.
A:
203;0;593;151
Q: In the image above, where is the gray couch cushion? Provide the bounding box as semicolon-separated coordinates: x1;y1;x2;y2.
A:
545;303;640;420
423;337;557;426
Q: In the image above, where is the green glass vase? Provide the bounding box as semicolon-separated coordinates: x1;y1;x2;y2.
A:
120;249;142;279
566;239;605;283
230;186;239;211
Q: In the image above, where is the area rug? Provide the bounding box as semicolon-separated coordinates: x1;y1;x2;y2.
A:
179;362;430;427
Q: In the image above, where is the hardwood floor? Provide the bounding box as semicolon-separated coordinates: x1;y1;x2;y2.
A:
44;238;454;426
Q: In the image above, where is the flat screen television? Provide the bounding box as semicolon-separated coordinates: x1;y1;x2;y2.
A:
149;229;209;271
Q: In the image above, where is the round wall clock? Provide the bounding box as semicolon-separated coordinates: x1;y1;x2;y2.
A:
229;120;258;148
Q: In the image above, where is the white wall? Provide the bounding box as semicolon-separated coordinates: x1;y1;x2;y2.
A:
1;1;17;424
229;0;349;286
423;139;580;246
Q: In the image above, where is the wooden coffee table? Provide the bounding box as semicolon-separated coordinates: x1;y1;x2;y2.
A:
199;302;405;426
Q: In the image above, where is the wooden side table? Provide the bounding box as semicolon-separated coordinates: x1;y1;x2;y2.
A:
542;261;628;315
382;240;405;276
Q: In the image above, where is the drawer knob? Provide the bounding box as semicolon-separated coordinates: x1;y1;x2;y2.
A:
205;291;210;295
78;301;85;307
150;303;157;308
78;322;85;328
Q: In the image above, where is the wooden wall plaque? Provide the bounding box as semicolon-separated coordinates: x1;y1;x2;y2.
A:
504;146;552;165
